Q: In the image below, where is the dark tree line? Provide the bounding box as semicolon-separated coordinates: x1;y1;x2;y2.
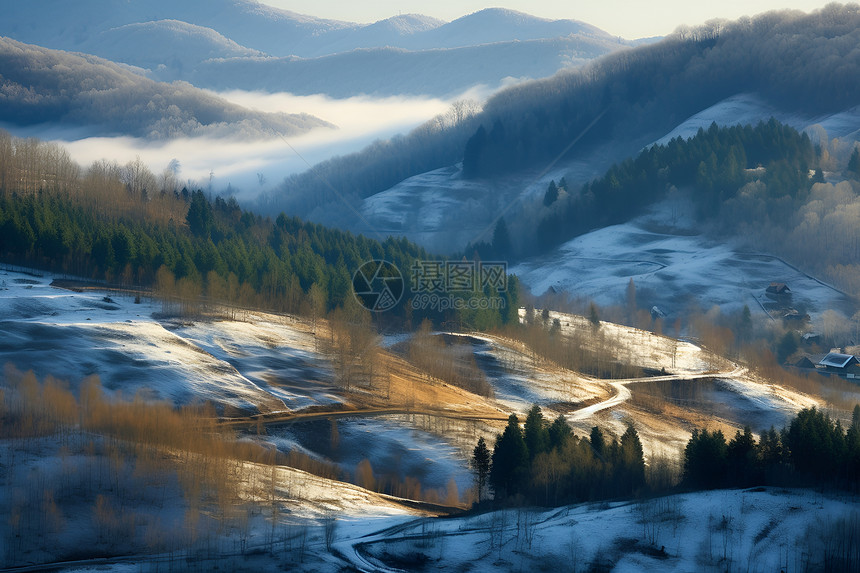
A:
535;119;815;252
476;404;860;508
0;130;521;328
0;188;428;316
683;405;860;491
477;405;646;505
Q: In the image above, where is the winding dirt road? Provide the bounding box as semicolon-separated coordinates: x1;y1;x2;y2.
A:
565;365;748;421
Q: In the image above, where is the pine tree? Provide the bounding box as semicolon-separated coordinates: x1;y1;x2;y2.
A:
625;278;636;324
186;189;213;237
543;180;559;207
738;305;752;343
490;414;529;499
588;302;600;328
491;217;512;258
683;429;728;489
472;436;491;503
524;405;550;461
757;426;785;482
726;426;757;486
619;424;646;494
590;426;605;458
548;415;572;451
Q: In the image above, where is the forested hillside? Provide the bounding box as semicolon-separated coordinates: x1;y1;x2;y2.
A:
255;101;484;217
0;130;422;316
521;117;860;299
269;5;860;220
0;38;329;138
0;129;522;329
534;120;816;252
477;404;860;508
462;5;860;179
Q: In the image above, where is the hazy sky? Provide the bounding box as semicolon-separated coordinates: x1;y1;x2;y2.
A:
261;0;833;39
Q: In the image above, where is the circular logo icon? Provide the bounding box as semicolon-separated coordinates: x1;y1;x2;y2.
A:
352;260;404;312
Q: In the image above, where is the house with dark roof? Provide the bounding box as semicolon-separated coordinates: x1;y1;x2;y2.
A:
767;283;791;295
793;352;860;379
818;352;860;376
794;354;826;369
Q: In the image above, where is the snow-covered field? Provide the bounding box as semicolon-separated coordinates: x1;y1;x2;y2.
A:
511;93;860;316
0;268;336;413
340;487;860;573
655;92;860;145
352;153;614;254
264;415;475;494
449;333;608;413
512;200;855;320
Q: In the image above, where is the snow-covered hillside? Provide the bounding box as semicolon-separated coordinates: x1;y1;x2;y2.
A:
339;92;860;319
655;93;860;145
2;265;853;571
341;488;859;572
511;197;856;320
0;267;335;413
349;149;618;254
350;93;860;254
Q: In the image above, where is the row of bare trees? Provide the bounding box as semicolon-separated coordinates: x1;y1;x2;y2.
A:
0;364;292;567
0;128;191;225
513;313;644;379
408;320;493;397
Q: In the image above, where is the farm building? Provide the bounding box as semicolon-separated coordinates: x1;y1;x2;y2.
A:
793;352;860;379
766;283;791;295
818;352;860;378
818;352;858;370
794;354;826;369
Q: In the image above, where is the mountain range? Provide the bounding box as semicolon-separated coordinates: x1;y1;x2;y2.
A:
0;2;630;97
1;1;619;58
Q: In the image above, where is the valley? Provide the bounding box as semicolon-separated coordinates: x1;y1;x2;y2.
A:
3;2;860;571
2;263;855;571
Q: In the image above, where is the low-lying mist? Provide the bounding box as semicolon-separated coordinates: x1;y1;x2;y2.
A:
51;90;463;201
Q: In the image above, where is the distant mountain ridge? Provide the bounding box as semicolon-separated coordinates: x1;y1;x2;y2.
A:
0;2;628;96
190;35;623;97
0;2;618;58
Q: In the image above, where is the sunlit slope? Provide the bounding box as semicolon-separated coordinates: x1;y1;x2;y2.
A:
0;269;335;413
